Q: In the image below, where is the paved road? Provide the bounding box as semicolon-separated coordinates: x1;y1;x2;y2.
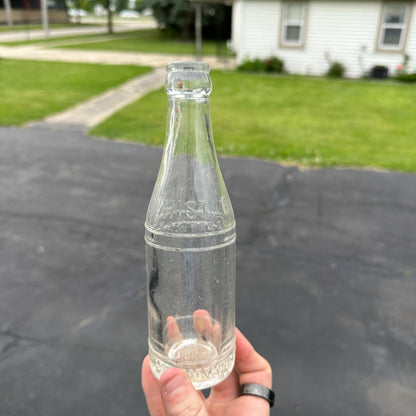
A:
0;22;155;42
0;125;415;415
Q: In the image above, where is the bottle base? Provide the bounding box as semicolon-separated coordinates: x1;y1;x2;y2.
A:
149;339;235;390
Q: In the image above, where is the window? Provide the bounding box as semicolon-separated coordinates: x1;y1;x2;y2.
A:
378;3;411;50
280;2;306;47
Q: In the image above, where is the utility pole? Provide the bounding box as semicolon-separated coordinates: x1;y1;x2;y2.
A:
40;0;50;40
194;1;202;61
4;0;13;26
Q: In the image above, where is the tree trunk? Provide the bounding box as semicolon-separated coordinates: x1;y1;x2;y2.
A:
181;10;194;40
105;0;113;34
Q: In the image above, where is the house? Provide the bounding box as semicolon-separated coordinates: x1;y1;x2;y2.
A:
0;0;68;25
231;0;416;77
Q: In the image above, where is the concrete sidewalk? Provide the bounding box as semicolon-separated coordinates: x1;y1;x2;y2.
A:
0;125;415;416
0;44;236;69
30;67;166;130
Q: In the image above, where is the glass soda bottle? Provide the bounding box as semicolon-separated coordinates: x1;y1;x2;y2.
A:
145;61;236;390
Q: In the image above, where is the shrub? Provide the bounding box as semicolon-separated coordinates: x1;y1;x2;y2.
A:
237;58;266;72
327;61;345;78
237;56;284;74
395;72;416;83
264;57;284;73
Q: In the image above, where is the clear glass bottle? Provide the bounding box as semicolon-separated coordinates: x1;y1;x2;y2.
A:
145;61;236;390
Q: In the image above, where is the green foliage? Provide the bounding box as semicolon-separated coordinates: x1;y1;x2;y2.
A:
395;72;416;83
68;0;94;13
237;58;266;72
200;3;232;40
327;61;345;78
92;72;416;172
264;57;284;73
237;57;284;74
135;0;147;10
115;0;130;12
143;0;193;35
143;0;231;39
395;54;415;82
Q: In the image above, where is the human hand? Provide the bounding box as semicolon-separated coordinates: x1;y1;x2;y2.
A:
142;327;273;416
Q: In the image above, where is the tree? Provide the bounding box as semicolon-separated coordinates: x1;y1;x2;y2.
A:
143;0;193;38
102;0;114;34
142;0;231;41
115;0;129;12
67;0;114;33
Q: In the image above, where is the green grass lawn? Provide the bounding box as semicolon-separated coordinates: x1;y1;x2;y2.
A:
1;29;230;56
91;72;416;172
0;59;151;125
60;29;228;56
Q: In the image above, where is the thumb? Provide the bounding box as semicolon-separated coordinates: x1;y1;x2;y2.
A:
159;367;208;416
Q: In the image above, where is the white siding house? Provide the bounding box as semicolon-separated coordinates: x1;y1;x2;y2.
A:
231;0;416;77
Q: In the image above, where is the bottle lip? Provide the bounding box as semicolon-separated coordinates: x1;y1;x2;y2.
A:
167;61;210;74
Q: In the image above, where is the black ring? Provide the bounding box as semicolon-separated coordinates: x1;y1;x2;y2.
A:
239;383;275;407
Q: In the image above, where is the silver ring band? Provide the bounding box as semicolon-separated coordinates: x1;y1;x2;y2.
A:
239;383;275;407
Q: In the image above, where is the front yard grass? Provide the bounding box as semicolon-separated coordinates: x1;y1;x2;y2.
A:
0;59;151;125
91;72;416;172
59;29;228;56
1;29;229;57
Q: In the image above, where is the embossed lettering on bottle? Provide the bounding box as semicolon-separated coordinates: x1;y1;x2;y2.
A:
152;197;232;233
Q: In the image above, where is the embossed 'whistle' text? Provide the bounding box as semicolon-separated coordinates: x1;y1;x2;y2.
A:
153;198;231;232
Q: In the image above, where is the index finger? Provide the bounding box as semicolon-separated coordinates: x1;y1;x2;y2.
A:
235;328;273;388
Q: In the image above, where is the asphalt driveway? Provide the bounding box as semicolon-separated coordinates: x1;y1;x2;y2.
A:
0;125;415;415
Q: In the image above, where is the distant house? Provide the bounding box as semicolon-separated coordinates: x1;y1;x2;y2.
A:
0;0;67;25
231;0;416;77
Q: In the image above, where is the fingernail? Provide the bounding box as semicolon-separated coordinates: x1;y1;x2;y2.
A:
163;373;186;395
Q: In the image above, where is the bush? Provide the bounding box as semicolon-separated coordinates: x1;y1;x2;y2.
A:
237;56;284;74
237;58;266;72
264;57;284;73
327;61;345;78
395;72;416;83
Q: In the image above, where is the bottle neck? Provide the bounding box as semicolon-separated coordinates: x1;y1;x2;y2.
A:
164;95;216;165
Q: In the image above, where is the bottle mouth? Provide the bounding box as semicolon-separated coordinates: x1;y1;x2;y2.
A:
167;61;210;74
165;61;212;97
